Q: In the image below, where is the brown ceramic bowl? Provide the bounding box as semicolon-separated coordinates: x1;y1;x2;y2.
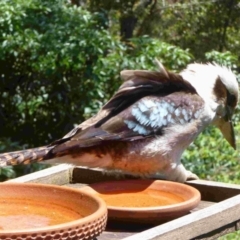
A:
0;183;107;239
81;179;200;224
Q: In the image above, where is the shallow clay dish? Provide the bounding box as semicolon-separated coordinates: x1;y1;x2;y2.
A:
0;183;107;239
81;179;200;224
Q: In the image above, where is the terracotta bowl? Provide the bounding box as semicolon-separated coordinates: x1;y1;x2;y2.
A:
81;179;200;224
0;183;107;239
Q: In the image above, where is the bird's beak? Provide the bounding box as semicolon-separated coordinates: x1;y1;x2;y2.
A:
219;120;236;149
218;107;236;149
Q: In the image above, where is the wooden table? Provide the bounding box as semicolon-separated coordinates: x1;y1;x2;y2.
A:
7;164;240;240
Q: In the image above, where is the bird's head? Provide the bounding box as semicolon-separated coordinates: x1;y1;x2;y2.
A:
180;63;239;149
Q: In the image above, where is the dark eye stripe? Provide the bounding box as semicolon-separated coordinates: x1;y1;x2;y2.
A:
213;78;227;101
213;77;238;108
227;91;238;108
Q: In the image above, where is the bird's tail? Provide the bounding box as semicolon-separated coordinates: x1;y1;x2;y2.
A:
0;146;54;167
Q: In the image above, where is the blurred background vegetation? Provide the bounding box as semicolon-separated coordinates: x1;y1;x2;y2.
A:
0;0;239;180
0;0;239;238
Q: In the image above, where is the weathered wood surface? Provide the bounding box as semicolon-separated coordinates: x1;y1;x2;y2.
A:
7;164;240;240
122;194;240;240
7;163;72;185
187;180;240;202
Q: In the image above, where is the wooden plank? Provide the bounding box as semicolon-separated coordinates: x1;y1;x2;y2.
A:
122;194;240;240
98;223;151;240
190;200;214;213
7;164;73;185
194;221;237;240
72;167;137;184
97;231;134;240
186;179;240;202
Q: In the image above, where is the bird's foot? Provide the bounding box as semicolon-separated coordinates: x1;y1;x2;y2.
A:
185;170;199;181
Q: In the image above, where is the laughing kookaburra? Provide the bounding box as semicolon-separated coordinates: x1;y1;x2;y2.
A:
0;61;239;182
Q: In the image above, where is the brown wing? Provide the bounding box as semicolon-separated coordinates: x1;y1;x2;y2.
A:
47;68;203;158
55;67;197;142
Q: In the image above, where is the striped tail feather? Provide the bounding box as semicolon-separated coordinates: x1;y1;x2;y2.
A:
0;146;53;167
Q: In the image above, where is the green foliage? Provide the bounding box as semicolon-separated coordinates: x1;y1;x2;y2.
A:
143;1;240;60
0;0;239;200
0;1;240;238
0;0;124;145
183;125;240;183
205;50;239;70
219;231;240;240
125;37;193;70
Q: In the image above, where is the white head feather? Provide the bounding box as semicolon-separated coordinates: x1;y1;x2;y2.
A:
180;63;239;111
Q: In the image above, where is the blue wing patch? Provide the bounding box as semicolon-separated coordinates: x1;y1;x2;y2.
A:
124;96;203;135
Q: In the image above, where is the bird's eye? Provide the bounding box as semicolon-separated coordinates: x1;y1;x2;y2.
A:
227;91;237;108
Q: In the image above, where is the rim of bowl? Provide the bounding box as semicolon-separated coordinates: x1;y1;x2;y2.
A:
82;179;201;212
0;182;107;234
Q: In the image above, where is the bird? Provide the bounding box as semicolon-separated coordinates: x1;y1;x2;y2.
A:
0;61;238;182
